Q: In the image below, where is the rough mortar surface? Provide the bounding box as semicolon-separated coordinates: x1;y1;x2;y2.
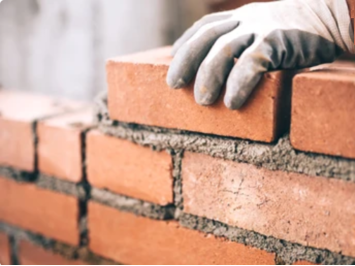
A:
96;93;355;182
0;223;117;265
91;188;175;220
179;214;355;265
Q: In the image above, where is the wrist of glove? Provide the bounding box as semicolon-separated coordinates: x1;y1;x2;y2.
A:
167;0;355;110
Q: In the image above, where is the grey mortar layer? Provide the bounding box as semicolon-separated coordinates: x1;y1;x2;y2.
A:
91;187;175;220
0;223;119;265
95;92;355;182
179;214;355;265
36;174;87;200
0;167;36;182
0;170;87;200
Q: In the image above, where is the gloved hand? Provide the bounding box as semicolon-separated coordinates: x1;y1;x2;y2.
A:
167;0;355;109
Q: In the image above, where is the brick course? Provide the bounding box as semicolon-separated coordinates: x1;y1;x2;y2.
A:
88;201;275;265
182;152;355;257
0;90;85;172
0;176;80;245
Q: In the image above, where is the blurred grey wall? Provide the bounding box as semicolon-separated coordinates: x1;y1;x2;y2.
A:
0;0;208;100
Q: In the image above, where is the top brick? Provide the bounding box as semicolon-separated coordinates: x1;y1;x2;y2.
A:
291;64;355;159
107;47;293;142
0;90;85;172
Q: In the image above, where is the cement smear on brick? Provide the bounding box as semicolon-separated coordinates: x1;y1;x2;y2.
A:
96;93;355;182
91;187;175;220
179;214;355;265
0;223;118;265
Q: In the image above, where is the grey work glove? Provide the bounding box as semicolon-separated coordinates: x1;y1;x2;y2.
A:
167;0;355;109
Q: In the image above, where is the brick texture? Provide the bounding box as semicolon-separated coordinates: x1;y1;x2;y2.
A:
0;176;80;245
88;201;275;265
38;108;93;182
291;68;355;159
0;90;84;171
107;47;293;142
86;130;173;205
0;232;10;265
182;152;355;257
19;240;85;265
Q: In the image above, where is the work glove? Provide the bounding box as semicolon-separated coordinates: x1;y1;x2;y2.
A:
167;0;355;109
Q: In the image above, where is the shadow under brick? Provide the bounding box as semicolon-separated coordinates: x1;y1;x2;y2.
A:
90;187;175;220
95;92;355;183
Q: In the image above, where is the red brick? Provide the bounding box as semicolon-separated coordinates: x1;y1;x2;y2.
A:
107;47;292;142
86;130;173;205
19;240;85;265
293;261;317;265
0;90;85;171
0;176;80;245
291;68;355;159
88;201;275;265
0;232;10;265
182;152;355;257
38;108;93;182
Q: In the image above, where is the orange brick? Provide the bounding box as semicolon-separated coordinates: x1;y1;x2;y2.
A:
38;108;93;182
0;176;79;245
291;68;355;159
86;130;173;205
182;152;355;257
0;232;10;265
293;260;317;265
19;240;85;265
107;47;292;142
88;201;275;265
0;90;85;171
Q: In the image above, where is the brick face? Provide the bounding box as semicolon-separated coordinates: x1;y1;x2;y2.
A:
88;201;275;265
38;108;93;182
0;232;10;265
0;90;85;171
86;130;173;205
182;152;355;257
107;47;293;142
0;177;80;245
18;240;85;265
291;69;355;159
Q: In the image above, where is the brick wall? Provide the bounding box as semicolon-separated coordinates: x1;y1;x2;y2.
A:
0;46;354;265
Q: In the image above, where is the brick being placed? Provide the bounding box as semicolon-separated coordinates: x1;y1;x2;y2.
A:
88;201;275;265
0;176;80;246
107;47;294;143
181;152;355;257
37;108;94;182
291;64;355;159
86;130;174;205
0;90;86;172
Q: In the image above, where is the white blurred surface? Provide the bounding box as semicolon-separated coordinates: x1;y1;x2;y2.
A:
0;0;208;100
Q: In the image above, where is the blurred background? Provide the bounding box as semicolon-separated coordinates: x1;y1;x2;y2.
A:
0;0;274;101
0;0;248;101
